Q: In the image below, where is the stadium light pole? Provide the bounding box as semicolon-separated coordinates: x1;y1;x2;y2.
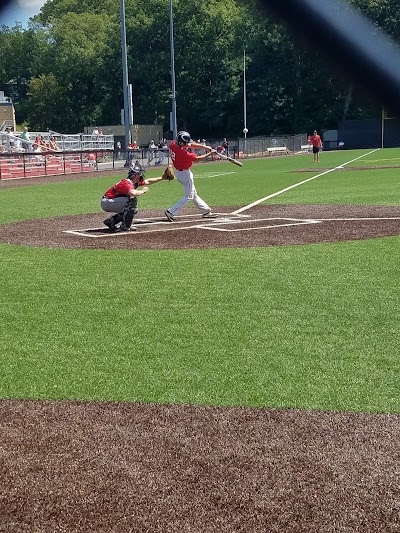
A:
120;0;132;154
169;0;178;139
243;50;248;153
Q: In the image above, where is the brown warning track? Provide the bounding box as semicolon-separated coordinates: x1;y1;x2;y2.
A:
0;204;399;250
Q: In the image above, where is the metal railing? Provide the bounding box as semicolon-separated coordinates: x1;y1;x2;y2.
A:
0;130;115;153
0;149;102;179
0;148;173;180
0;134;312;180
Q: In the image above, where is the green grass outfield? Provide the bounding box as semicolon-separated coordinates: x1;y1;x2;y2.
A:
0;148;399;413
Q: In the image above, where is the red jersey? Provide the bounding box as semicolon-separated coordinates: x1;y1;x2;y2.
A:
169;139;197;170
103;178;145;198
308;134;322;147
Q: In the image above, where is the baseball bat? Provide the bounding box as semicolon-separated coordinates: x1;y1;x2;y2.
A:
215;152;243;167
191;143;243;167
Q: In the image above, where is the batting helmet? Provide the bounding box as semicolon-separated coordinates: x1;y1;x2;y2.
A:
176;131;192;146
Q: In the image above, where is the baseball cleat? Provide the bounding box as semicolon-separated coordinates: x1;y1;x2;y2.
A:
114;225;136;232
165;210;175;222
202;211;217;219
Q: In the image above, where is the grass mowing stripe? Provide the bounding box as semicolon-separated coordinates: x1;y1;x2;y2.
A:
0;238;398;412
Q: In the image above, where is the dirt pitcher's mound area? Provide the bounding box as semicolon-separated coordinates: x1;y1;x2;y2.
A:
1;204;400;250
1;399;399;533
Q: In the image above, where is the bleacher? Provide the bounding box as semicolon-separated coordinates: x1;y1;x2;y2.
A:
300;144;312;152
267;146;289;155
0;150;99;179
0;129;114;152
0;127;114;179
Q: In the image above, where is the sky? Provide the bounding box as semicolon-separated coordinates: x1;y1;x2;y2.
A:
0;0;46;28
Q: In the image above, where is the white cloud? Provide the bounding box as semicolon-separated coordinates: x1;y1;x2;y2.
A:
18;0;46;9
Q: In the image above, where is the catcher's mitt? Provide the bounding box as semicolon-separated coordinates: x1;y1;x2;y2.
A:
162;165;175;181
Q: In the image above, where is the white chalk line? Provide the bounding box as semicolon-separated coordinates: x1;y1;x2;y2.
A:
204;220;322;232
197;171;236;179
231;149;380;215
202;216;400;233
64;212;400;238
63;213;248;238
313;217;400;221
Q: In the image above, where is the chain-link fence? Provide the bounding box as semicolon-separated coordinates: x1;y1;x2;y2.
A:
208;134;308;158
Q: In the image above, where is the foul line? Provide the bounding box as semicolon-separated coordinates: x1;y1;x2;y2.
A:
232;149;380;215
198;171;235;179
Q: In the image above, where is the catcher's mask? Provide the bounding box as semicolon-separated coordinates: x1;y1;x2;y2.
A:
128;164;145;179
176;131;191;146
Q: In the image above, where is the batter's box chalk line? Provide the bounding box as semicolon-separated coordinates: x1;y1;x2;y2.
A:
63;214;400;238
63;215;318;238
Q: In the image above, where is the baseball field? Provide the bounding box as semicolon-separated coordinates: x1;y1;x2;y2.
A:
0;148;399;532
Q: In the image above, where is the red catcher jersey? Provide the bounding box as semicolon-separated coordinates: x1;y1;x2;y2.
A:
103;178;145;198
169;140;197;170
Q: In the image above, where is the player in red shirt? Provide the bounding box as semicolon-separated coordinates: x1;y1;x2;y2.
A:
101;164;163;232
165;131;217;221
308;130;323;162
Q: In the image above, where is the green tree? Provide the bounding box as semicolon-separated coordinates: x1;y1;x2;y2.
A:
1;0;400;136
28;11;119;132
28;73;65;130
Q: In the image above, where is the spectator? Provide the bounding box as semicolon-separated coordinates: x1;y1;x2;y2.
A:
147;140;157;164
20;127;30;151
200;139;207;155
125;141;139;166
32;143;43;152
115;140;122;159
308;130;323;163
338;140;345;149
157;139;167;165
32;143;45;164
14;137;22;152
48;136;59;151
222;137;230;155
215;145;225;158
4;127;15;151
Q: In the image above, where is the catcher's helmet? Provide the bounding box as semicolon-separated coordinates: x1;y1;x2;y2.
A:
176;131;191;146
128;164;145;178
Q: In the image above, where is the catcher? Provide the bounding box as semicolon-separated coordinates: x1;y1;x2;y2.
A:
101;164;174;232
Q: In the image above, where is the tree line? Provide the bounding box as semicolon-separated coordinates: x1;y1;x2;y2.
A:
0;0;399;138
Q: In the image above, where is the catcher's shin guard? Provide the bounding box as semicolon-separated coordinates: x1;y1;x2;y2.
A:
109;213;123;225
122;198;138;229
104;213;123;231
